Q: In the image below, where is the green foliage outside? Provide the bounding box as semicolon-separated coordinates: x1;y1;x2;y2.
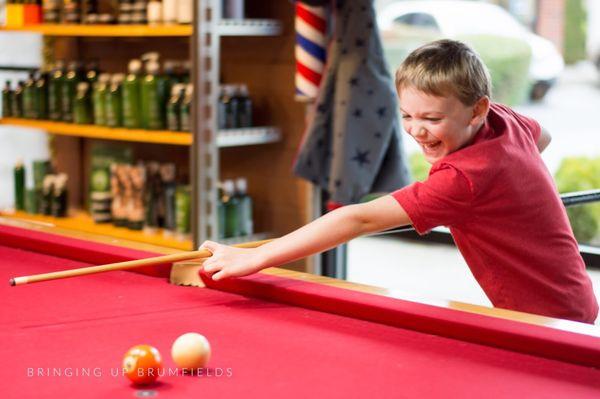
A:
461;35;532;106
554;157;600;244
564;0;587;64
409;152;430;182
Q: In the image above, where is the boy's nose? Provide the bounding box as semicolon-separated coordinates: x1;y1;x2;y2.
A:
410;125;427;139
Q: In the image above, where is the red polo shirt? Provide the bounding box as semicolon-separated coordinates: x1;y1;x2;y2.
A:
392;103;598;323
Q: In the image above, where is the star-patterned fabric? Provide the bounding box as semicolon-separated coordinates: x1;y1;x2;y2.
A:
293;0;411;205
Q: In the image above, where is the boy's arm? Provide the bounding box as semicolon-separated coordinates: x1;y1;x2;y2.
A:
201;195;411;280
537;127;551;153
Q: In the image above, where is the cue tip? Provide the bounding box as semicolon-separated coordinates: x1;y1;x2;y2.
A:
9;278;15;286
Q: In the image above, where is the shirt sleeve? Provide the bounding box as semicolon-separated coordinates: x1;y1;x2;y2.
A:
391;164;474;234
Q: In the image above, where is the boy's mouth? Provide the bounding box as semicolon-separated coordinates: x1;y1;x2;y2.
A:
419;140;442;152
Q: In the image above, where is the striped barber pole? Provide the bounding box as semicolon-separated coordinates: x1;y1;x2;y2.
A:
295;2;327;101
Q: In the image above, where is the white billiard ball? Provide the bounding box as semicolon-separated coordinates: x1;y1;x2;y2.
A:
171;333;211;370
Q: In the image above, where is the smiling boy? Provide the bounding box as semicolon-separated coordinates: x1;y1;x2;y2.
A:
200;40;598;324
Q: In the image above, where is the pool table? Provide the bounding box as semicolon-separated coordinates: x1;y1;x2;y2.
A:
1;219;600;398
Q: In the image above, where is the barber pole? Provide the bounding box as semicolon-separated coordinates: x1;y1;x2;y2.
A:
295;2;327;101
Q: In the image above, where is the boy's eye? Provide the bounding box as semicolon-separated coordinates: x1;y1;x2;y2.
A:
401;115;411;119
425;118;441;122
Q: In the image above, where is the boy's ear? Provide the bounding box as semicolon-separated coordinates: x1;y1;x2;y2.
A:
471;96;490;125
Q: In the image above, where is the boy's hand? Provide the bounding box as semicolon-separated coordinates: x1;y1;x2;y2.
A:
199;241;264;281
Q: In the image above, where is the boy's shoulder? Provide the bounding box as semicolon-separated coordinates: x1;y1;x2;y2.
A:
430;103;542;194
486;102;541;145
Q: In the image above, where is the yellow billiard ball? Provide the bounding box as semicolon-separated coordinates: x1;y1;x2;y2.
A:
171;333;211;370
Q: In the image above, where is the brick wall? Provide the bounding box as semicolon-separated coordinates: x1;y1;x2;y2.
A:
536;0;566;54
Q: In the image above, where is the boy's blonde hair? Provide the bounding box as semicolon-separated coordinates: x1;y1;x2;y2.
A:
395;39;491;106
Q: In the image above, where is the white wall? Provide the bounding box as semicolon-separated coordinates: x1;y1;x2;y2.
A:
0;32;45;209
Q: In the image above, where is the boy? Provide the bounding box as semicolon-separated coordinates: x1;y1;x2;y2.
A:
200;40;598;324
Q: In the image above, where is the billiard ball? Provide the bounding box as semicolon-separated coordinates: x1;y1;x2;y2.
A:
122;344;163;385
171;333;211;370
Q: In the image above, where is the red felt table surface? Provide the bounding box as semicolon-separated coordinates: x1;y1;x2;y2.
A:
1;227;600;398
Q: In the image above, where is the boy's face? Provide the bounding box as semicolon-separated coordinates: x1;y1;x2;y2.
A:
399;86;488;164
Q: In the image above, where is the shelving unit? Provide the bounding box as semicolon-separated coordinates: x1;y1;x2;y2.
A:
0;19;282;37
1;2;310;267
0;118;281;147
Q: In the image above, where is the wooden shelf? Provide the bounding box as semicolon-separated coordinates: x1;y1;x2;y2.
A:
0;210;271;250
0;20;282;37
0;118;281;147
0;118;191;145
1;210;193;250
1;24;191;37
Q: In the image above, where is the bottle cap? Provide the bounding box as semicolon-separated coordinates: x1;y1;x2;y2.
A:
128;59;143;74
141;52;160;63
98;73;111;83
77;81;90;92
235;177;247;194
185;83;193;96
146;60;161;75
222;179;235;195
237;84;249;96
112;73;125;82
171;84;183;96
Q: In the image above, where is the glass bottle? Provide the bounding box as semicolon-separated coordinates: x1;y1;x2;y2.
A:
234;177;253;236
222;179;240;238
62;61;82;122
48;60;65;121
35;70;49;120
12;81;25;118
122;59;142;128
74;81;93;124
2;81;13;117
106;73;124;127
93;73;110;126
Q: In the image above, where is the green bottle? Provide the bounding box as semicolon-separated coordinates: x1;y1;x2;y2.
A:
14;159;25;211
179;84;193;132
122;59;142;129
106;74;124;127
62;62;81;122
93;73;110;126
218;85;237;129
140;58;166;130
48;60;65;121
217;182;226;239
166;84;185;131
235;84;252;128
35;71;48;120
2;81;12;117
175;185;191;237
222;179;240;238
12;81;24;118
86;61;99;84
234;177;253;236
23;72;38;119
74;81;93;124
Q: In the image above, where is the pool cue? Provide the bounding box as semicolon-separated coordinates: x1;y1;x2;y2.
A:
8;226;417;287
9;239;274;286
